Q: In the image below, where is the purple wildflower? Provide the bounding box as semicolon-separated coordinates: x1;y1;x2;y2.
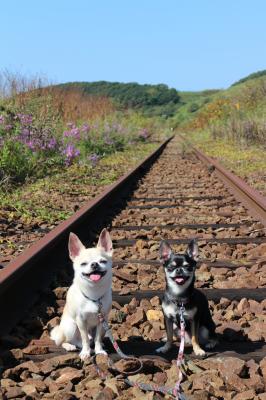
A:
63;126;80;139
47;137;57;149
70;127;80;139
104;135;114;145
81;123;90;133
63;143;80;165
0;115;5;124
88;153;100;167
112;122;122;132
17;113;33;125
26;140;35;150
138;128;149;140
21;128;30;137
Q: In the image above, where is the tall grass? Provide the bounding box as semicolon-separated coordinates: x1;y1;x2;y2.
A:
210;117;266;146
0;70;115;124
184;78;266;147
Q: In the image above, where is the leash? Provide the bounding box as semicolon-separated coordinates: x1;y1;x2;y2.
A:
174;304;186;397
94;300;187;400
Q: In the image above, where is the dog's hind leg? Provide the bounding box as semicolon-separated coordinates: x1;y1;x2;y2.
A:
60;316;81;350
62;343;77;351
50;325;65;346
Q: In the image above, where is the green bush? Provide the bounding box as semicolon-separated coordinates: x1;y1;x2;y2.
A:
0;140;35;183
188;103;199;113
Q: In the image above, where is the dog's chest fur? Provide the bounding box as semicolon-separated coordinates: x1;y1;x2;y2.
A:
162;300;197;322
67;284;112;327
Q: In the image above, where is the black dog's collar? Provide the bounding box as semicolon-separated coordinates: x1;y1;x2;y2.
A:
166;293;190;306
174;298;190;306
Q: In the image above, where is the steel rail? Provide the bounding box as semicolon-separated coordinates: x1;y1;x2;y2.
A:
112;288;266;304
192;146;266;227
0;136;173;335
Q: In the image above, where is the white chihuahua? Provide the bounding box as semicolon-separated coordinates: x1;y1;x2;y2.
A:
50;228;113;360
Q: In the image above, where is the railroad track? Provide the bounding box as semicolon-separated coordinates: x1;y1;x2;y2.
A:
0;136;265;399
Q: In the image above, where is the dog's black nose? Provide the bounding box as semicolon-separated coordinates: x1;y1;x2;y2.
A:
91;262;99;269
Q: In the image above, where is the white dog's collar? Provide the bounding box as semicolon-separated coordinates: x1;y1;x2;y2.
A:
80;290;105;303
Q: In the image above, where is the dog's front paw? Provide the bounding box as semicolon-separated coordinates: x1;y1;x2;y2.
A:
95;349;107;356
205;339;218;350
79;349;91;360
193;347;205;356
156;344;171;354
94;343;107;356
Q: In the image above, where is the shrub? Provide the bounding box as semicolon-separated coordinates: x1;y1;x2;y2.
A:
0;111;156;187
0;140;35;184
188;103;199;113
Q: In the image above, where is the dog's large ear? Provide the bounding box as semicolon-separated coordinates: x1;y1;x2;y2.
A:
69;232;86;261
186;239;199;261
97;228;113;256
160;240;172;262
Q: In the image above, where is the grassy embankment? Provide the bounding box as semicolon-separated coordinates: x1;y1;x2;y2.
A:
175;71;266;195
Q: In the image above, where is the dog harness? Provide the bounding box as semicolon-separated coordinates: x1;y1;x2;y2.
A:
93;299;187;400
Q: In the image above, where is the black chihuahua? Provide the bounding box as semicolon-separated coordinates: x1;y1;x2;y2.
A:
156;239;217;356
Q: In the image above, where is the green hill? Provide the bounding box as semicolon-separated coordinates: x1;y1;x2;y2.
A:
179;73;266;146
231;69;266;87
58;81;180;117
56;70;266;128
172;70;266;128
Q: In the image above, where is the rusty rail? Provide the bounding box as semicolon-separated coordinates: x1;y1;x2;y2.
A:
178;134;266;226
193;148;266;226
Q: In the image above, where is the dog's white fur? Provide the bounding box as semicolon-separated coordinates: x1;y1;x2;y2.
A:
50;229;113;360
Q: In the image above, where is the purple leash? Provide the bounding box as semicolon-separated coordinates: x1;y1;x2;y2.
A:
93;300;187;400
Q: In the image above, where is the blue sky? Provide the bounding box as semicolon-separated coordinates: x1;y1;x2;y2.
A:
1;0;266;90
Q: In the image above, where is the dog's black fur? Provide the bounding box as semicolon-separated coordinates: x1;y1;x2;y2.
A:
156;239;217;356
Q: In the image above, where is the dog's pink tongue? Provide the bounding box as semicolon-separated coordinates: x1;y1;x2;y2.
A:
175;277;184;284
90;274;101;282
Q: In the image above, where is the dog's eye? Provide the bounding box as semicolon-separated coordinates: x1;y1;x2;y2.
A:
167;265;176;272
80;262;88;267
100;259;107;264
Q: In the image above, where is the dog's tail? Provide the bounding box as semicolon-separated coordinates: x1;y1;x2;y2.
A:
50;325;65;346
